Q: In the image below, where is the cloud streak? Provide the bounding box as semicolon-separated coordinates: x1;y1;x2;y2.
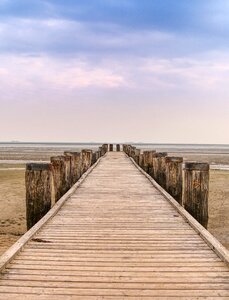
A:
0;0;229;142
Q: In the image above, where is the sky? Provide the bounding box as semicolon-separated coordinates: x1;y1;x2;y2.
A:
0;0;229;143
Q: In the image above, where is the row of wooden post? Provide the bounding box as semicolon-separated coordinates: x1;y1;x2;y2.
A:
123;144;209;228
25;144;109;229
109;144;121;152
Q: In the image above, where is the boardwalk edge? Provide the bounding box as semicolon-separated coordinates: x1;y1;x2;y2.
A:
0;155;104;272
129;155;229;266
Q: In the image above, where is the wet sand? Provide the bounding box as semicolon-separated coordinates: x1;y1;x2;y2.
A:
0;168;26;255
0;147;229;255
209;170;229;249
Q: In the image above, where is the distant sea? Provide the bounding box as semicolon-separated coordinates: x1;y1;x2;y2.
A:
0;142;229;170
1;142;229;153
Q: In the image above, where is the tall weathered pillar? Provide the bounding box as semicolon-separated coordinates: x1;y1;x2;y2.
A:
116;144;121;152
165;156;183;204
139;153;144;169
152;152;168;185
134;149;141;165
50;156;67;202
64;155;71;191
102;144;108;154
183;162;209;228
25;163;54;230
92;151;97;165
81;149;93;174
143;150;156;174
64;151;81;185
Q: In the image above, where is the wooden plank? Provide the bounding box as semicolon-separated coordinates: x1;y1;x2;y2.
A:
0;286;228;297
4;266;228;273
3;269;229;278
8;261;225;267
2;273;229;283
1;296;228;300
0;280;229;290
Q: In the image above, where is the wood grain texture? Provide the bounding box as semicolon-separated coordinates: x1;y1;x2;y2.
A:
51;155;68;202
183;162;209;228
0;152;228;298
25;163;54;230
165;156;183;204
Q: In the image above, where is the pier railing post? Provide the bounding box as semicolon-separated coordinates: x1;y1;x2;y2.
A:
81;149;93;174
50;156;67;202
64;152;82;185
92;151;97;165
96;150;101;160
99;146;104;157
165;156;183;204
25;163;54;230
131;146;136;159
127;145;132;156
183;162;209;228
139;153;144;168
102;144;108;153
143;150;156;174
64;156;72;191
134;149;140;164
142;151;150;172
152;152;168;186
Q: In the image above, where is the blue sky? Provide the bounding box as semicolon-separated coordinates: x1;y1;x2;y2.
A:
0;0;229;143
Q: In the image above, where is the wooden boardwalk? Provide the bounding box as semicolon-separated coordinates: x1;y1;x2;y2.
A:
0;152;229;299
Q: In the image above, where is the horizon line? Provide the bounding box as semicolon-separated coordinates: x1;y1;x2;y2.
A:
1;141;229;146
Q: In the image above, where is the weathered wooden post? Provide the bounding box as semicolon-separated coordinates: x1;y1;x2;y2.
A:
109;144;113;151
50;156;67;202
25;163;54;230
64;155;71;191
102;144;108;153
96;150;101;160
81;149;93;174
134;149;141;165
131;146;136;159
139;153;144;169
183;162;209;228
143;150;156;173
92;151;97;165
142;151;150;172
148;151;157;178
165;156;183;204
158;156;168;189
99;146;104;157
153;152;168;184
116;144;120;152
127;145;131;156
64;151;81;185
124;144;128;154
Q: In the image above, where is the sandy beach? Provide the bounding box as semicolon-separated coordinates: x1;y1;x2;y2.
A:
0;144;229;255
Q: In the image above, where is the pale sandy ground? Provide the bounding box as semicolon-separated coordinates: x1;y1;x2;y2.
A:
208;170;229;249
0;151;228;255
0;168;26;255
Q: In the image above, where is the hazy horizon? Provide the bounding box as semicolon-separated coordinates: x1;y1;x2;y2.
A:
1;141;229;146
1;1;229;144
